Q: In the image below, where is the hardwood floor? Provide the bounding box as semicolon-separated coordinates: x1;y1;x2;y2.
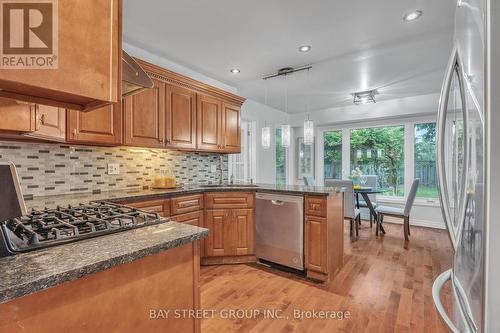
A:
200;221;453;333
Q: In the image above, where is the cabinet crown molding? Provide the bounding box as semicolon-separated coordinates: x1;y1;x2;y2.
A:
135;58;246;106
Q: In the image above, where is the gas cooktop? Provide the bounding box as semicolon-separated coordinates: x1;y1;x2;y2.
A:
0;201;167;257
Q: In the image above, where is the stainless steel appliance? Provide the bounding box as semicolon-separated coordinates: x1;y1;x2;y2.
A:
433;0;488;331
0;201;166;257
255;193;304;270
122;51;154;97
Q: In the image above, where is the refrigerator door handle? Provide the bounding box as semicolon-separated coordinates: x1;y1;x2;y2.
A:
436;46;469;251
432;269;461;333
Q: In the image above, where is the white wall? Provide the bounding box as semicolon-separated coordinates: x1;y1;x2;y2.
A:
240;99;290;184
289;93;440;127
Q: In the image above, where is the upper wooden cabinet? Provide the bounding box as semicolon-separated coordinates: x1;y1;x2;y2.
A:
222;102;241;153
124;79;165;148
27;105;66;142
0;0;122;111
197;94;223;151
166;85;197;150
67;103;122;146
0;98;35;132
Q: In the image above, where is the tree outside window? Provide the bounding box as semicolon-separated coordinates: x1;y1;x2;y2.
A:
350;126;405;197
276;128;287;185
414;123;438;198
323;130;342;180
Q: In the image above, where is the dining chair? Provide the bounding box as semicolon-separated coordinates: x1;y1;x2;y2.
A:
357;175;378;226
303;176;316;186
325;179;361;239
375;179;420;241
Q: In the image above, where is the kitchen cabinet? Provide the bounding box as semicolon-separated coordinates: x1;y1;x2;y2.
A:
304;215;328;273
67;103;122;145
0;242;202;333
124;79;165;148
0;98;35;133
203;192;254;262
196;96;242;153
197;94;223;151
0;0;122;111
166;85;197;150
171;194;204;215
303;194;344;282
222;102;241;153
125;199;171;217
26;105;66;142
174;211;204;227
0;98;65;142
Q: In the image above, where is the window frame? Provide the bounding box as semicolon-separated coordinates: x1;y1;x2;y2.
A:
317;116;440;204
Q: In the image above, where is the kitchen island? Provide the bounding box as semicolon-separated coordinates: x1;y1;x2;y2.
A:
0;221;208;332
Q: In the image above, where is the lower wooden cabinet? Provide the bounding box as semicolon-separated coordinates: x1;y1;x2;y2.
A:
67;103;122;145
204;207;254;257
304;215;328;273
125;199;171;217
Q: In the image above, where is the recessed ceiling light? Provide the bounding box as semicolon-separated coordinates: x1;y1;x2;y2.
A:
230;68;240;74
298;45;311;52
403;10;423;22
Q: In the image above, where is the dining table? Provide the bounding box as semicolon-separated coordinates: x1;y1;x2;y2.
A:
353;187;386;234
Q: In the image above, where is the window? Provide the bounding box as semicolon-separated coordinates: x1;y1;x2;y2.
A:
323;130;342;180
350;126;405;197
276;128;287;185
229;121;253;182
297;137;315;180
414;123;438;199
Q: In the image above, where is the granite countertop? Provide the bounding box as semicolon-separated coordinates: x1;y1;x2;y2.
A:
24;183;343;211
0;221;208;304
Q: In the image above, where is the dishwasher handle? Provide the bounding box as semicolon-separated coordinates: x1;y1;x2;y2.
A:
271;200;285;206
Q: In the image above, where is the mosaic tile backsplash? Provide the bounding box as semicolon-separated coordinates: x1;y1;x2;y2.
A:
0;141;228;199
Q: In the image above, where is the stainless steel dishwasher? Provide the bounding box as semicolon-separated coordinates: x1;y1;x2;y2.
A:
255;193;304;270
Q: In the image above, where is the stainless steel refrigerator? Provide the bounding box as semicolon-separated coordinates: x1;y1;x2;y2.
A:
433;0;487;332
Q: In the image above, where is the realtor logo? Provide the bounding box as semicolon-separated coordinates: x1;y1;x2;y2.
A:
1;0;58;69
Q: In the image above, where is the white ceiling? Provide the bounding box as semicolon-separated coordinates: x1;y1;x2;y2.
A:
123;0;456;114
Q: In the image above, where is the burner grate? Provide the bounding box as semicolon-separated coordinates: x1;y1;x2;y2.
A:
0;201;165;255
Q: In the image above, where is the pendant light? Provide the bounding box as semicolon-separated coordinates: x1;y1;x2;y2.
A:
261;80;271;149
281;75;291;148
303;69;314;145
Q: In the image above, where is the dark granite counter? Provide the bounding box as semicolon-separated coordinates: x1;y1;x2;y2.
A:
0;221;208;304
24;183;343;211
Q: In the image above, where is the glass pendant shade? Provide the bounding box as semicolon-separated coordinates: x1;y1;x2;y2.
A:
303;119;314;145
261;126;271;149
281;124;291;148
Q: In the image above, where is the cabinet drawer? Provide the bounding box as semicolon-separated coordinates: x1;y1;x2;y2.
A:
205;192;254;209
123;199;170;217
171;194;204;215
305;196;327;217
172;211;203;227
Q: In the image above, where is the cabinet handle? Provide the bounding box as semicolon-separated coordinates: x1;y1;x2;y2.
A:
72;129;77;137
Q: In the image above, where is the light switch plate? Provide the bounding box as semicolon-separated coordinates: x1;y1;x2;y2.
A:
107;163;120;175
210;164;217;173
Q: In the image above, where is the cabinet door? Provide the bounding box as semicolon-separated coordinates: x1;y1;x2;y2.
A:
0;0;121;111
304;215;328;273
124;79;165;148
27;105;66;141
67;103;122;145
0;98;35;132
204;209;228;257
222;102;241;153
197;94;222;151
233;209;254;256
166;85;197;149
